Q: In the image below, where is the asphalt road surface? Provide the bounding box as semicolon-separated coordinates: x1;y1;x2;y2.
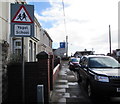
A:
50;60;120;104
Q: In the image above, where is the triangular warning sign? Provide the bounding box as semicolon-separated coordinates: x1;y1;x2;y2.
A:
12;5;33;23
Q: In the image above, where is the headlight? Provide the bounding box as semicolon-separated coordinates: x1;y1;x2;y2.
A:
70;63;73;65
94;75;109;82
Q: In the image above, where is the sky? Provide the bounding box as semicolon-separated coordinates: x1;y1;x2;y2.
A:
26;0;119;56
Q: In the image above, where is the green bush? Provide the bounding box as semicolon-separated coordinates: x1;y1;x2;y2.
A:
8;54;26;64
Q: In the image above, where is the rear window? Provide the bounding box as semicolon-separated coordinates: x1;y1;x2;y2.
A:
71;58;79;62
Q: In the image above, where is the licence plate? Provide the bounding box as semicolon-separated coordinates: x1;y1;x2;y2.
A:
117;88;120;92
75;67;79;70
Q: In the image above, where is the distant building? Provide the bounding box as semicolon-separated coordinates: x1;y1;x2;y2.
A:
53;42;67;58
38;29;53;54
53;48;66;58
74;50;94;57
111;49;120;63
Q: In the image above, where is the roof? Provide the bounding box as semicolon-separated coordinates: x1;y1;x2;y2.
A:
116;49;120;51
74;51;94;56
44;30;53;42
75;51;93;53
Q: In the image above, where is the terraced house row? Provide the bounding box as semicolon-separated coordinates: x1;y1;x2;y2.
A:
0;0;53;103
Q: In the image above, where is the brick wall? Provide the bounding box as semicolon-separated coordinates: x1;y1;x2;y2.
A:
25;61;50;103
49;55;54;90
53;64;60;85
0;42;2;104
7;63;23;103
2;41;9;103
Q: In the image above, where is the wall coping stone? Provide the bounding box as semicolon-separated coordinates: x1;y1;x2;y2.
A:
36;51;50;60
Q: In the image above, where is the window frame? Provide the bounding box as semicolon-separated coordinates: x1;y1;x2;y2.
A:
13;39;22;55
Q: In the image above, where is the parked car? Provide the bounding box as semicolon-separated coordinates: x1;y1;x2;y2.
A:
68;57;80;71
77;55;120;98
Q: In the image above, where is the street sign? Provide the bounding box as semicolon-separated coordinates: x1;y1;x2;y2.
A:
12;5;33;23
11;4;34;37
60;42;65;48
14;25;31;36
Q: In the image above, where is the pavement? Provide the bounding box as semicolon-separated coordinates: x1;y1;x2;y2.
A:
49;60;92;104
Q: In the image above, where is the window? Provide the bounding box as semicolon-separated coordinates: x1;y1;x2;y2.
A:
29;40;33;61
34;24;37;37
34;42;36;61
49;40;52;48
89;57;120;68
71;58;79;62
81;57;88;66
13;40;22;55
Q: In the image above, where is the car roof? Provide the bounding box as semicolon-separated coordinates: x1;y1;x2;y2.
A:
83;55;111;58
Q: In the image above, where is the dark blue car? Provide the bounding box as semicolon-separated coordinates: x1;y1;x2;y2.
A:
77;55;120;98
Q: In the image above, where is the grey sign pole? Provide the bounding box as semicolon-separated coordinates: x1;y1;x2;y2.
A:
21;37;24;103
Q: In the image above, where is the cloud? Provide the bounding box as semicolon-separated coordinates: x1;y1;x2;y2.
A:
33;0;119;55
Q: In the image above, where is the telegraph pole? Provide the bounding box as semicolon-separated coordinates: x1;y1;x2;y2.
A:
109;25;112;55
66;36;68;57
62;0;68;58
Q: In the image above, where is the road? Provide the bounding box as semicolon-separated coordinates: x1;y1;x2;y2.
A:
50;60;120;104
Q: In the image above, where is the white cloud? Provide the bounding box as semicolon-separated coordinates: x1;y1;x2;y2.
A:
34;0;119;55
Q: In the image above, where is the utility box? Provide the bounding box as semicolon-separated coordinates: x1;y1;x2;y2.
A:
37;85;44;104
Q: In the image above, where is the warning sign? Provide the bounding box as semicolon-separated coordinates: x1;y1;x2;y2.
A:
11;4;34;37
12;5;33;23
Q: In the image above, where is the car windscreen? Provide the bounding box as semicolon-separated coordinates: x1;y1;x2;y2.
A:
89;57;120;68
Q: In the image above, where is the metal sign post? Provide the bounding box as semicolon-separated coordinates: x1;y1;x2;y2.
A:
11;3;34;103
21;37;25;103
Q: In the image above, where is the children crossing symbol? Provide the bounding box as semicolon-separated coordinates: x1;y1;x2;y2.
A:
12;5;33;23
17;12;27;21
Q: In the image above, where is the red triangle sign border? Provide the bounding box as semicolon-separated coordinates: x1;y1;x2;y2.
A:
12;5;33;23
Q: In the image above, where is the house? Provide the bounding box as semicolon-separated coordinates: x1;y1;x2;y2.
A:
1;1;53;62
11;16;41;62
53;48;66;58
53;42;68;58
74;49;94;58
111;49;120;63
38;28;53;54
